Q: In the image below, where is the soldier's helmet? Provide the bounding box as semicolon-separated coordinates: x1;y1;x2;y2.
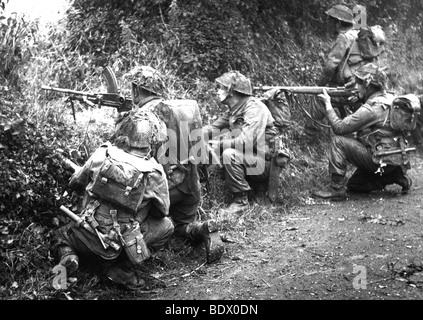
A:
325;4;354;25
113;110;167;152
215;71;253;96
124;65;165;96
354;63;388;90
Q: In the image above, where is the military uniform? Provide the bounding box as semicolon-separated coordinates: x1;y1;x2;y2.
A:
305;4;364;140
52;142;174;290
205;96;278;194
133;98;202;240
313;90;413;198
126;65;224;263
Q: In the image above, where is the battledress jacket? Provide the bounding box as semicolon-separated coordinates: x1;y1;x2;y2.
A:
325;91;409;168
134;96;201;200
326;91;395;136
319;27;358;86
69;143;170;224
206;96;278;155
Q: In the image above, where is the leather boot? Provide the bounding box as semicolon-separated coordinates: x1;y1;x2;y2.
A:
221;192;249;215
383;168;413;194
347;169;386;193
106;263;146;291
186;220;224;264
312;175;347;201
57;245;79;275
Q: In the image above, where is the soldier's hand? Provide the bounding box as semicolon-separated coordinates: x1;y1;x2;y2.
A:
318;88;331;107
52;149;81;172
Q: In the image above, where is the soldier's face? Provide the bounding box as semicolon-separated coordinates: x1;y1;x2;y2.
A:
356;81;367;99
217;85;230;102
132;83;142;105
328;17;339;36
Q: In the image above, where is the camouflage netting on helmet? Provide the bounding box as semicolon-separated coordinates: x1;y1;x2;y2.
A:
123;65;166;96
112;110;167;150
354;63;388;90
215;71;253;96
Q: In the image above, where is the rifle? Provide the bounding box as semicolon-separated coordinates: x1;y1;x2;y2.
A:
253;85;358;99
255;85;360;121
41;67;133;120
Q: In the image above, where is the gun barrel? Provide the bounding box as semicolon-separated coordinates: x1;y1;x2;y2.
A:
253;86;351;97
41;85;95;97
42;85;133;112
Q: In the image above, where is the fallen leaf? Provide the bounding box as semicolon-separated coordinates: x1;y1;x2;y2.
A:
283;227;299;232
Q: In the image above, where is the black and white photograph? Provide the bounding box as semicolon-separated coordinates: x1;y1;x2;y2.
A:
1;0;423;309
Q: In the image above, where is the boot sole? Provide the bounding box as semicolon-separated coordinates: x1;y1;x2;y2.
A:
206;232;224;264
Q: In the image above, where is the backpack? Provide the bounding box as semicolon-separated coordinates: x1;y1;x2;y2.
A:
260;88;292;131
90;146;158;215
390;94;422;132
339;25;386;84
356;25;386;59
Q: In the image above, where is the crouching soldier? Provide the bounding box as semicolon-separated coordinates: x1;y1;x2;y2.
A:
312;63;419;200
204;71;279;215
51;111;174;290
123;65;224;263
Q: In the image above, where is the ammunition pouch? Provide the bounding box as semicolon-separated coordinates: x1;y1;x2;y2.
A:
70;199;152;262
121;220;150;266
267;134;292;168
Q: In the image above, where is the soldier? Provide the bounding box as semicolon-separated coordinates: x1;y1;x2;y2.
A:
51;112;174;290
204;71;279;215
123;66;224;264
312;63;415;200
304;4;364;142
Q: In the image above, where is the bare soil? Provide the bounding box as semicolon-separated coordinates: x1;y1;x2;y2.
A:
143;157;423;301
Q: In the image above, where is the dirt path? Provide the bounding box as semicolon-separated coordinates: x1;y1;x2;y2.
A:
145;157;423;300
